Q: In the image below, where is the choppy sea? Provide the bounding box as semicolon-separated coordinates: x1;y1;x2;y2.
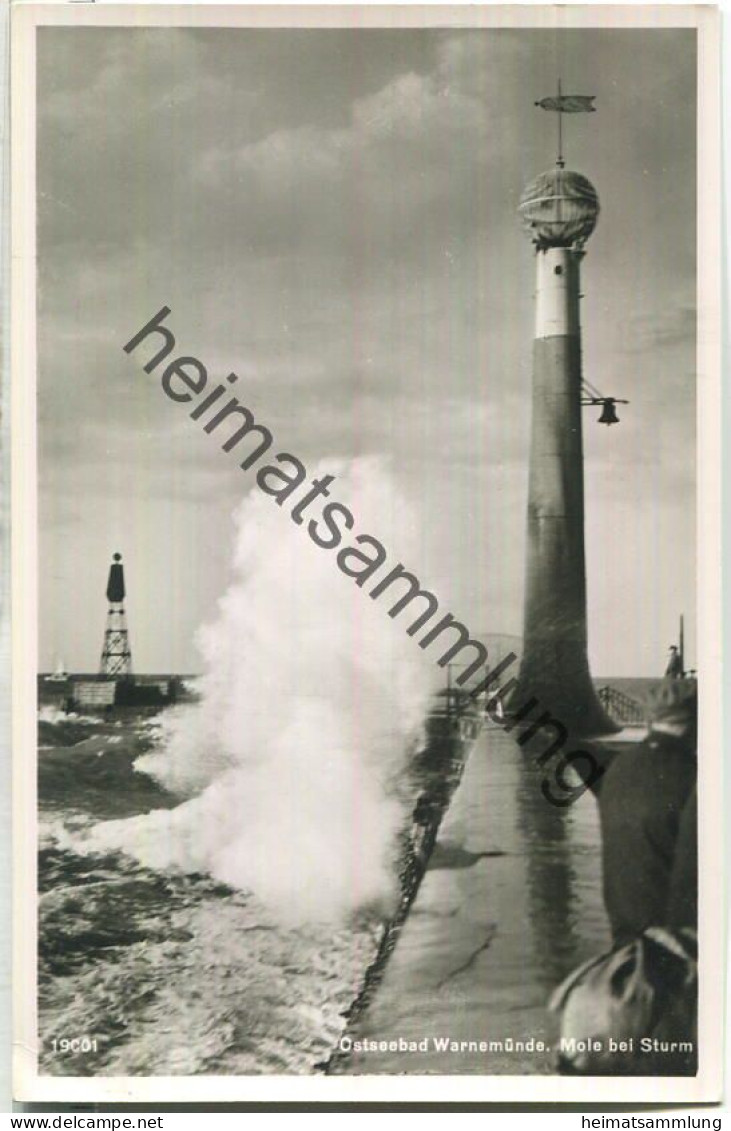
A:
37;679;652;1078
38;709;386;1077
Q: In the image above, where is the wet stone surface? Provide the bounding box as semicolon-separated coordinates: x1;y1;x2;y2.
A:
333;727;610;1075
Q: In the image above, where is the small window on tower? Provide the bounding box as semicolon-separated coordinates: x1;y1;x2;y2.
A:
554;265;563;276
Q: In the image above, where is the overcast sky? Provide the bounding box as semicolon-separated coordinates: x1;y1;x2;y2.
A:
37;26;697;676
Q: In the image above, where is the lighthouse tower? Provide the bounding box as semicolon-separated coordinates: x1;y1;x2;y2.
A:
99;553;133;677
512;161;616;736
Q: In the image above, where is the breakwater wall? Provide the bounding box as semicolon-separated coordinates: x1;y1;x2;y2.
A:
322;716;481;1073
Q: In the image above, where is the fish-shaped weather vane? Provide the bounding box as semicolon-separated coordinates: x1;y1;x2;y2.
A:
535;80;596;167
535;94;596;113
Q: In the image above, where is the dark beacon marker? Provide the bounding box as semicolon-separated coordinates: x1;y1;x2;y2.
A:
100;553;132;677
106;552;126;604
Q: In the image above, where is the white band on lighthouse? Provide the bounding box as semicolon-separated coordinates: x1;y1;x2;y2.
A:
535;246;580;340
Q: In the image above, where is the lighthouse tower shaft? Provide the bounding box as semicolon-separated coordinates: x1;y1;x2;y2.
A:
513;244;616;735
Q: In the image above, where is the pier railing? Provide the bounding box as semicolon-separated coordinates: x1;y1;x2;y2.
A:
597;685;646;727
436;680;645;730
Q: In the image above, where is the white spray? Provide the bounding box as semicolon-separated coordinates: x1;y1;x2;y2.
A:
88;458;438;922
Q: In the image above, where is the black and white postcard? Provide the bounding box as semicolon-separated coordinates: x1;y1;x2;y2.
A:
11;3;723;1105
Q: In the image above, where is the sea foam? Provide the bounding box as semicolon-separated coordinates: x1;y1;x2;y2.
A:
87;458;437;923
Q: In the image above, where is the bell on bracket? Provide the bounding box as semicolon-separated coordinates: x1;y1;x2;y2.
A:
581;389;629;424
598;397;620;425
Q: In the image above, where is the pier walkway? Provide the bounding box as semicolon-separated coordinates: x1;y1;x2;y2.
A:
339;727;611;1075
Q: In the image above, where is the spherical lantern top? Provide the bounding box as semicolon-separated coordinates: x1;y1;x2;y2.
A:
518;168;599;248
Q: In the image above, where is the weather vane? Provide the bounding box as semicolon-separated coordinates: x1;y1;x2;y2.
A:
535;78;596;168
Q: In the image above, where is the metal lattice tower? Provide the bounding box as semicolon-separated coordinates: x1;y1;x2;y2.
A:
99;553;133;677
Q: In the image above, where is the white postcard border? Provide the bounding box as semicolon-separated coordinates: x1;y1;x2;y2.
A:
11;2;724;1105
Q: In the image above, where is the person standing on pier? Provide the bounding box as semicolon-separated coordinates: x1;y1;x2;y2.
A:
665;645;685;679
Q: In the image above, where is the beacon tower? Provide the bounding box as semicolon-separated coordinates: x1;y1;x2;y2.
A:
512;164;616;736
99;553;133;677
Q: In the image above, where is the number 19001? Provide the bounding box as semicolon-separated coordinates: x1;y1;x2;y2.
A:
49;1037;99;1054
